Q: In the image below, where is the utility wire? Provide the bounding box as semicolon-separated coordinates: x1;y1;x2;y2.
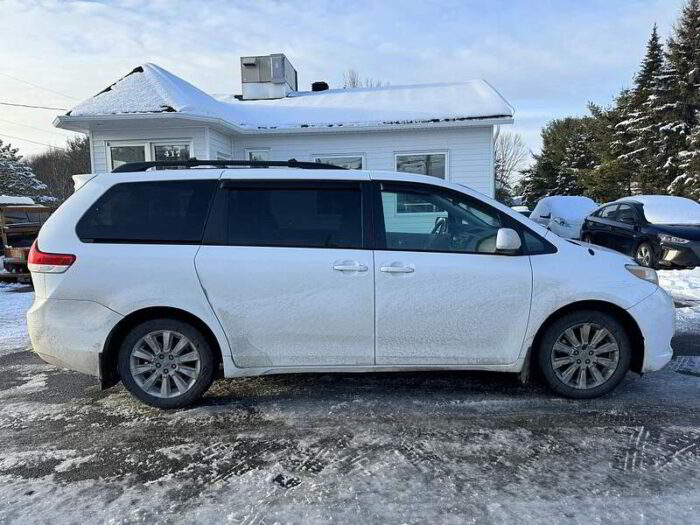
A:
0;72;79;101
0;117;72;137
0;101;68;111
0;132;67;150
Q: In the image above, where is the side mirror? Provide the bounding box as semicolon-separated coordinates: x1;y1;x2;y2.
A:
496;228;522;253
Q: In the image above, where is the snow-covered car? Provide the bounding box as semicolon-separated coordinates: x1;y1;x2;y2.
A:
530;196;598;239
27;160;674;408
511;205;531;217
581;195;700;269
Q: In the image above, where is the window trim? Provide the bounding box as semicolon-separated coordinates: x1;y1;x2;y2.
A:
244;148;271;162
106;139;194;171
312;153;366;170
372;180;553;256
203;179;374;250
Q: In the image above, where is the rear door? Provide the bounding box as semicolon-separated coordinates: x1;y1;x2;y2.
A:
195;175;375;368
372;181;533;366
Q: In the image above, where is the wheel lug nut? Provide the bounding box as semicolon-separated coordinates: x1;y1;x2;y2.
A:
576;360;581;364
155;363;161;368
171;364;176;369
169;355;174;360
158;354;164;359
585;359;590;364
573;351;579;355
589;351;593;355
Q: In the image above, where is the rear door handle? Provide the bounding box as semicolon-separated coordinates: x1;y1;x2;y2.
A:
333;263;368;272
380;265;414;273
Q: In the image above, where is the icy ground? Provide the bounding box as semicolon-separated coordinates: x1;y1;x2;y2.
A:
0;275;699;524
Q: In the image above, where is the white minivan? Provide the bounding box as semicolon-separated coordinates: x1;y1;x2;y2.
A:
27;160;674;408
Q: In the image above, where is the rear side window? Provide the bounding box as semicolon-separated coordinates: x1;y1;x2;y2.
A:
223;186;363;249
76;180;217;243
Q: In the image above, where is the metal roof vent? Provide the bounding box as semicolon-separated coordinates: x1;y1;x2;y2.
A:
240;53;298;100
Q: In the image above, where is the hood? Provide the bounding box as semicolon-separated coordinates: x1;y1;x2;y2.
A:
651;223;700;241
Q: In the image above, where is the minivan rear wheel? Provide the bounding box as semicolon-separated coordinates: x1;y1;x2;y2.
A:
118;319;215;408
537;310;631;399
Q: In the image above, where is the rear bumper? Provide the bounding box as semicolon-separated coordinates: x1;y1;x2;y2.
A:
627;287;675;372
27;297;122;378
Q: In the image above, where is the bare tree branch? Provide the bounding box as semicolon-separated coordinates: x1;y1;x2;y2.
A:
494;132;529;203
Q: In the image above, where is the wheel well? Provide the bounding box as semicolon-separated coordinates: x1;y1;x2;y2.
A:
100;307;223;388
528;300;645;375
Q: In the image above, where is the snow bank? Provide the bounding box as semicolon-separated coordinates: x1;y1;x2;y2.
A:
0;284;33;354
0;195;34;205
617;195;700;225
67;63;514;130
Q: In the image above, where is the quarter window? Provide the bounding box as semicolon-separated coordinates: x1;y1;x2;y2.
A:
380;185;504;254
76;180;217;243
616;204;637;224
224;186;362;249
600;205;618;219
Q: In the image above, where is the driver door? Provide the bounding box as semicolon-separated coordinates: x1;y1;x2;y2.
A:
373;182;533;365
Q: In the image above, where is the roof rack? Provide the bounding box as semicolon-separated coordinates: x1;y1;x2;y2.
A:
111;158;346;173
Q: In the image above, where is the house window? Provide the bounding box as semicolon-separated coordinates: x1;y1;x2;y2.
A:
313;155;364;170
395;152;447;213
108;140;193;171
246;149;270;162
109;145;146;170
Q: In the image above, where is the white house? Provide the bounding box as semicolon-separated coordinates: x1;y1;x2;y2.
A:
54;53;514;197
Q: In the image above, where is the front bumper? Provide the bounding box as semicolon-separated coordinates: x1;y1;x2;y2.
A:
27;297;122;377
627;287;675;372
658;240;700;269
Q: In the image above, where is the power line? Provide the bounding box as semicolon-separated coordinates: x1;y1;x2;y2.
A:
0;132;66;150
0;101;68;111
0;117;72;137
0;72;79;101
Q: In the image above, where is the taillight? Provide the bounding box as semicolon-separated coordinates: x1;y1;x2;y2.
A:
28;241;76;274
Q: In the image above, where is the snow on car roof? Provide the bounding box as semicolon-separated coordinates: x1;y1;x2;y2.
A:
617;195;700;225
63;63;514;131
533;196;597;220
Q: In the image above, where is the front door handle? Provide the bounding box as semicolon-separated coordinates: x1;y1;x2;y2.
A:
333;263;368;272
380;265;414;273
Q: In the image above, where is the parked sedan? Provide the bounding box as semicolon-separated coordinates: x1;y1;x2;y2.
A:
580;195;700;269
530;196;598;239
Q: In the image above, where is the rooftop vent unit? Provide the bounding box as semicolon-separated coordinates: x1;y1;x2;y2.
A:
240;53;298;100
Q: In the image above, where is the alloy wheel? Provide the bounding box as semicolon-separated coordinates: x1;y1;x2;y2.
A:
636;244;652;267
129;330;201;398
550;322;620;390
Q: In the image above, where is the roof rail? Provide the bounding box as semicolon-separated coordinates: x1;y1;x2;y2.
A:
111;158;346;173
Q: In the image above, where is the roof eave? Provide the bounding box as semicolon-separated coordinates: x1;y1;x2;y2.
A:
54;112;514;135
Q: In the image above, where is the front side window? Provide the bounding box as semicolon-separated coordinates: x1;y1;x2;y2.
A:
314;156;364;170
76;180;217;243
395;153;446;213
109;145;145;170
380;184;504;254
225;186;362;249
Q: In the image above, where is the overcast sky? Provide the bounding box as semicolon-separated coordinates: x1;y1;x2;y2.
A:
0;0;686;160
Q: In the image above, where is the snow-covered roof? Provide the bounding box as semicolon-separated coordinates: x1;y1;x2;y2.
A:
617;195;700;225
532;196;598;220
0;195;35;205
61;63;514;132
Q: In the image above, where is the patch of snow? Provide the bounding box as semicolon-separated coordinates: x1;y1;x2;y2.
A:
66;63;514;130
616;195;700;225
531;196;598;221
0;195;35;205
0;284;33;355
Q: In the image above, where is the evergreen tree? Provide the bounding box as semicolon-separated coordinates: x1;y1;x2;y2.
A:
0;139;49;202
555;122;596;195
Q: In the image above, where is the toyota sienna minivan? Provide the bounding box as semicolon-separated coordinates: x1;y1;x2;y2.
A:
27;160;674;408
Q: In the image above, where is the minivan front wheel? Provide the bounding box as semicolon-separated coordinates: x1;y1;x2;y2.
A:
538;311;631;399
118;319;215;408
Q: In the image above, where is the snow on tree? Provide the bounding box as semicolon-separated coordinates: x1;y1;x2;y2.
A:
555;125;595;196
0;139;50;202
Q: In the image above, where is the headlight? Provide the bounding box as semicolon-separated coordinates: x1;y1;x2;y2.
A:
658;233;690;244
625;264;659;285
553;217;570;227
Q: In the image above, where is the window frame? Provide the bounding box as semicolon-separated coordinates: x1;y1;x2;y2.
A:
614;203;640;226
106;139;194;171
244;148;271;162
372;180;554;256
312;154;366;170
203;179;375;250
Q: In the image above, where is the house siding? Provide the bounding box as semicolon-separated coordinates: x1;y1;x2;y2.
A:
234;127;495;196
209;129;234;159
90;127;208;172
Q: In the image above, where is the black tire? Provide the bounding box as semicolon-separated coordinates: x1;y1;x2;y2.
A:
537;310;632;399
117;318;216;409
635;241;657;269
